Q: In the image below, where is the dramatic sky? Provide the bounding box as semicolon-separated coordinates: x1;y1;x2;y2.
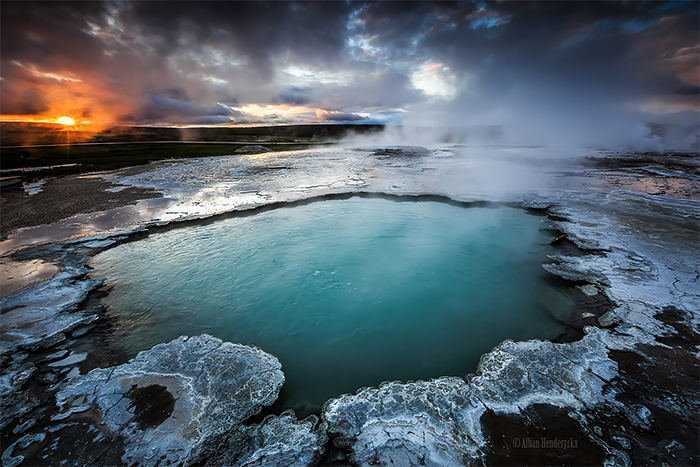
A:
1;1;698;135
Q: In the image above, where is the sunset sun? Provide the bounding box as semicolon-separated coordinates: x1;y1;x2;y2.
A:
57;116;75;125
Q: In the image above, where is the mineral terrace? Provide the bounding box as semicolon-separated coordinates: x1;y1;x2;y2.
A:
1;145;698;466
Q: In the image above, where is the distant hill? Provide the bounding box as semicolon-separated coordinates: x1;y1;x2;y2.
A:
0;123;385;147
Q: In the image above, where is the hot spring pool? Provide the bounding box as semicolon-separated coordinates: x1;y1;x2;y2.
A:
89;196;573;412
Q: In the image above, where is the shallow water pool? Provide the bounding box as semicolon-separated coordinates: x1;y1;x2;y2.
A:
89;196;573;412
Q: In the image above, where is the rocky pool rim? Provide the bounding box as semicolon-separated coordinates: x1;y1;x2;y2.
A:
0;189;628;465
1;191;614;396
72;192;606;393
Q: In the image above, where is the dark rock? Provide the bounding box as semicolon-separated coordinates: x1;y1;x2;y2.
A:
371;146;430;157
323;329;618;466
235;145;271;154
0;265;101;356
0;177;22;192
53;334;285;466
0;360;40;429
190;410;328;466
1;433;46;467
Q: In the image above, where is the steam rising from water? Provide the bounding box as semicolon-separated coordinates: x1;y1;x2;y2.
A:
342;110;699;153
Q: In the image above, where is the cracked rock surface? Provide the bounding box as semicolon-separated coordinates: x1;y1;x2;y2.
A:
189;410;328;466
0;265;100;357
322;327;620;465
51;334;285;466
0;146;697;466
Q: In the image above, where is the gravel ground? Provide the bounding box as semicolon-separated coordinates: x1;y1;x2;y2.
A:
0;175;162;239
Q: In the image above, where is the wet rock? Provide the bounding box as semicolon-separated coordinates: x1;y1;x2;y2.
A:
40;372;58;384
235;145;271;154
70;326;91;338
522;199;552;210
323;328;619;465
53;334;284;466
598;310;621;327
47;352;87;367
0;361;36;397
0;267;100;356
42;350;69;362
10;364;36;390
613;435;631;450
24;332;68;352
474;329;618;410
564;286;614;328
191;410;327;466
1;432;46;467
0;176;22;192
623;404;653;431
481;404;608;466
371;146;430;157
80;238;118;249
323;377;481;466
0;390;43;431
64;367;80;380
579;284;599;296
12;416;39;435
0;358;42;429
543;256;609;284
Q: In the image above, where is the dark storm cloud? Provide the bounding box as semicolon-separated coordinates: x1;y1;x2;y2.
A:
190;115;237;125
0;1;109;115
137;94;240;122
122;1;353;75
0;1;108;63
0;0;697;135
350;1;698;146
1;86;48;115
279;86;312;105
674;84;700;96
356;0;697;96
316;109;369;122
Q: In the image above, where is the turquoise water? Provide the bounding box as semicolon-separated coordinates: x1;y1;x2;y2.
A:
89;197;572;412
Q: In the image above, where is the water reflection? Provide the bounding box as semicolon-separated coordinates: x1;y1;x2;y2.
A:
3;146;692;256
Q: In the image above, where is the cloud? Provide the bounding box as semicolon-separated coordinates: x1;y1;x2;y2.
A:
190;115;235;125
674;84;700;96
0;85;48;115
279;86;311;105
0;0;697;140
316;109;369;122
131;94;242;124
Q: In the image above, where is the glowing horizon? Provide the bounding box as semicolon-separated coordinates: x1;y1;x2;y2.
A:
57;116;75;126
